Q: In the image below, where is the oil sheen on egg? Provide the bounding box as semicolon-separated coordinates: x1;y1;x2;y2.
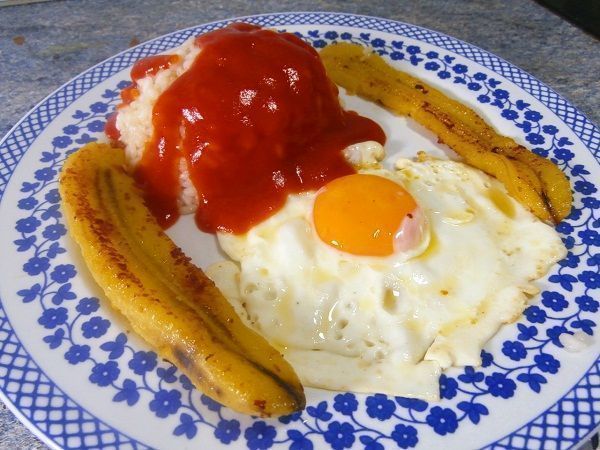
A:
207;146;566;400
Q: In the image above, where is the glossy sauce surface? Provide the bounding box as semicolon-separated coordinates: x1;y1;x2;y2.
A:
134;23;385;232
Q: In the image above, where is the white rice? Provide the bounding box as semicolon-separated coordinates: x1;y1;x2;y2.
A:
116;38;201;212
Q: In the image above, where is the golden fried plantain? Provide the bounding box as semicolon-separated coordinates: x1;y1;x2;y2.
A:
59;143;305;417
320;42;572;223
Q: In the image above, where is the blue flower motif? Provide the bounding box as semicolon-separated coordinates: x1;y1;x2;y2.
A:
572;319;596;335
474;72;487;80
576;295;599;312
579;270;600;289
439;374;458;399
50;264;76;283
542;124;558;134
64;344;90;364
541;291;568;312
340;32;352;40
201;394;222;411
515;100;530;110
406;45;420;54
425;51;438;58
485;372;516;398
324;31;338;39
72;109;90;120
52;282;74;306
41;204;61;220
437;70;451;79
488;78;501;88
42;224;67;241
557;136;573;147
100;332;127;359
526;133;545;145
516;373;547;393
333;393;358;415
390;51;404;61
214;419;240;444
52;136;73;148
425;407;458;435
23;256;50;276
14;235;37;253
546;325;567;348
501;109;519;120
457;401;489;424
574;180;597;195
76;297;100;315
424;61;440;71
149;389;181;418
517;323;538;341
583;197;600;209
391;424;419;448
524;110;542;121
458;366;484;383
157;365;177;383
307;400;332;421
477;94;491;103
173;413;197;439
244;421;276;450
524;305;547;323
44;188;60;204
493;89;509;99
16;216;41;233
535;353;560;373
279;411;302;424
81;316;110;338
395;397;428;412
324;421;355;450
117;80;131;89
533;147;549;157
371;38;385;47
113;378;140;406
579;230;600;247
18;197;38;210
76;133;96;145
86;120;105;132
128;350;157;375
554;148;575;162
43;327;64;349
361;437;383;450
467;82;481;91
89;361;120;386
17;283;41;303
90;102;108;113
312;39;327;48
21;181;40;193
502;340;527;361
63;124;79;135
588;254;600;267
481;349;493;367
558;251;579;268
365;394;395;420
179;374;194;390
517;121;532;133
38;307;68;329
451;63;467;73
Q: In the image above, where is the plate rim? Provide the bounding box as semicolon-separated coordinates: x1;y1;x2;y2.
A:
0;11;598;450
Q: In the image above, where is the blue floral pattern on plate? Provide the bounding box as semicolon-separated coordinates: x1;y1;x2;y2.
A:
0;12;598;450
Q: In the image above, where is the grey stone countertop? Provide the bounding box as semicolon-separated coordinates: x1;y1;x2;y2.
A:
0;0;598;449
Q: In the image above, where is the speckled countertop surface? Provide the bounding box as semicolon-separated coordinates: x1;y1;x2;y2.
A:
0;0;598;448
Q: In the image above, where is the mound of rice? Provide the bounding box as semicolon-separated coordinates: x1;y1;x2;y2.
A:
116;38;201;213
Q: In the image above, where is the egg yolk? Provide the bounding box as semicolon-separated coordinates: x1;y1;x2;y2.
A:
313;174;418;256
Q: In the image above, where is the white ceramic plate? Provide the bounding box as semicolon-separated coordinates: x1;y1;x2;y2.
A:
0;12;598;450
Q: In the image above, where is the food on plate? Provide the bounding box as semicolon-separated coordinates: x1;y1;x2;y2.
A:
59;143;305;417
319;42;572;223
207;143;566;399
70;23;569;405
108;23;384;231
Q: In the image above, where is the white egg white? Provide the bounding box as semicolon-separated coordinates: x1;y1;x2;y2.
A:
206;147;566;400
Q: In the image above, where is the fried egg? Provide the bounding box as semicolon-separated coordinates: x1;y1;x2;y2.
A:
207;143;566;400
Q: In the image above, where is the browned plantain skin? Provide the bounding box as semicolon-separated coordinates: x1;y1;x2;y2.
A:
59;143;305;416
320;43;572;223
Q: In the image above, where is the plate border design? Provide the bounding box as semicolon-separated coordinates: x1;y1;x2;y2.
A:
0;12;598;450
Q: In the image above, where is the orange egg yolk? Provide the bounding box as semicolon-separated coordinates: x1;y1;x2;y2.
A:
313;174;418;257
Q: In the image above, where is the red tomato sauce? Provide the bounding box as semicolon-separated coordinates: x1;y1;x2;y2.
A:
120;23;385;232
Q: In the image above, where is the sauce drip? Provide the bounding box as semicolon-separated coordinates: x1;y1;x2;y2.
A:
105;55;180;141
135;23;386;232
